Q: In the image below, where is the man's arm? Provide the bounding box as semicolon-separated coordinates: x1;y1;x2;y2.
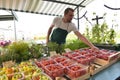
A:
46;24;54;44
74;31;97;49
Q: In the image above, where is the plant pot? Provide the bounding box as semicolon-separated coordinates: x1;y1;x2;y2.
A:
114;44;120;51
50;51;57;57
94;43;116;50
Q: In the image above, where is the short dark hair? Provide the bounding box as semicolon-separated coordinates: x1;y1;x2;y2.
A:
64;8;74;14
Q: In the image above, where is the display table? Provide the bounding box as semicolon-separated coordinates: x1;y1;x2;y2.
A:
90;60;120;80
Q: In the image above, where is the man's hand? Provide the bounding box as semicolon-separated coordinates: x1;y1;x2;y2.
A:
46;39;48;44
91;46;100;53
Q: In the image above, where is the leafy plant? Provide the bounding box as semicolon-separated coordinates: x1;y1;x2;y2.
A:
107;28;116;44
84;26;91;39
84;22;116;44
65;39;88;50
7;41;30;62
86;12;116;44
47;42;59;51
47;42;65;54
29;43;43;58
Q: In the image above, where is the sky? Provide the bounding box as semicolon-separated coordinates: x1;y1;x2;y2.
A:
0;0;120;41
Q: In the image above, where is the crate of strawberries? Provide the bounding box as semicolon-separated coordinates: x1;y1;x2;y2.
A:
44;63;65;80
65;63;88;79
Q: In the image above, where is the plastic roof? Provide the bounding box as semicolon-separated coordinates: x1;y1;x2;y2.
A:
0;10;18;21
0;0;95;18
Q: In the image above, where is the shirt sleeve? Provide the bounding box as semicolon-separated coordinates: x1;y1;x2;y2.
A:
71;23;79;32
52;17;59;25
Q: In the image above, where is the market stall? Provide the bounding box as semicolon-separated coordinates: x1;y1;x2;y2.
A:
0;37;120;80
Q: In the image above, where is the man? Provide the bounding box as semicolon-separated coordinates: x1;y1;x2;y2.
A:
46;8;98;50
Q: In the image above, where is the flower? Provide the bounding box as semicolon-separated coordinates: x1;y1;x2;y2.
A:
0;40;11;47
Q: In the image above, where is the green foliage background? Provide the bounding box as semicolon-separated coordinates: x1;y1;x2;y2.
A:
84;23;116;44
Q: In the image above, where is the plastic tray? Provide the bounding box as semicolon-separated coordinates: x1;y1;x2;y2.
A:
44;63;65;79
65;64;88;79
53;56;69;63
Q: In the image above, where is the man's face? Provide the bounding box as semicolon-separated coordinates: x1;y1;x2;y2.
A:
65;10;74;22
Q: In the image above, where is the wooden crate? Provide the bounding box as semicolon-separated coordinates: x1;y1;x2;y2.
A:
72;73;90;80
94;58;109;66
65;63;90;80
2;60;15;67
117;52;120;60
64;48;72;52
50;51;57;56
109;52;120;61
56;77;67;80
90;58;118;75
94;51;120;66
66;72;90;80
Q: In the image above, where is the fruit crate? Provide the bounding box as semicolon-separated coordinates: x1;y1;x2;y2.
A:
65;63;89;80
0;74;9;80
118;52;120;60
63;52;81;59
60;59;76;67
41;73;53;80
2;60;15;68
63;49;96;65
52;55;70;63
44;63;65;80
89;58;118;75
74;55;94;65
68;73;90;80
95;50;120;66
12;72;24;80
36;58;57;70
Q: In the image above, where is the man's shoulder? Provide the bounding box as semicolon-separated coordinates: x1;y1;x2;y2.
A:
54;16;62;20
70;22;75;26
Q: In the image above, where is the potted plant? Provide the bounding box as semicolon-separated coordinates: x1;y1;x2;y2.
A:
65;39;88;50
6;41;31;62
29;43;43;58
84;22;117;50
47;42;65;55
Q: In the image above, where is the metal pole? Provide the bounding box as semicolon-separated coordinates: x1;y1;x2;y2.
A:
13;17;17;41
77;6;79;30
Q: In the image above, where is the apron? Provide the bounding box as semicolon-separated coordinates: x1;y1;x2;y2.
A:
50;28;68;44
